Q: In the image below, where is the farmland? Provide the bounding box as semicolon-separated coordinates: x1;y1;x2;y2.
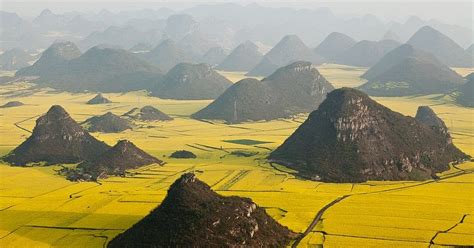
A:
0;64;473;247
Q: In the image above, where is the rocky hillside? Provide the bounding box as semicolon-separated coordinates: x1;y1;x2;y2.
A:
333;39;401;67
407;26;472;67
82;112;133;133
3;105;110;165
200;47;227;66
0;101;24;108
456;73;474;107
141;39;194;72
269;88;468;183
361;44;437;81
108;173;295;247
247;35;324;76
86;93;111;104
73;140;163;180
17;44;163;92
16;41;81;77
217;41;263;72
192;61;334;123
170;150;197;159
152;63;233;100
381;30;401;42
314;32;356;62
467;44;474;58
359;44;464;96
54;46;161;92
123;106;173;121
0;48;34;70
415;106;450;136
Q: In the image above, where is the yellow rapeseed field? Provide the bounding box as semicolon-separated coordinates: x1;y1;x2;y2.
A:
0;64;472;247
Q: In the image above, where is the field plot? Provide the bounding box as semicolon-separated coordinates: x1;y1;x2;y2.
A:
316;63;368;88
0;66;473;247
216;70;263;83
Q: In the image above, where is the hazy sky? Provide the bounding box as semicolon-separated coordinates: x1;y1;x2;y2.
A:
1;1;472;28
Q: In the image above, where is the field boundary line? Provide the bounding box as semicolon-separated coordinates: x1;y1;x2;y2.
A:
23;225;124;231
217;170;250;190
13;114;41;133
292;165;473;247
429;214;467;245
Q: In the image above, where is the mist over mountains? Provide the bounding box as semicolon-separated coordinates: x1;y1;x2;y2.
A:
1;3;472;53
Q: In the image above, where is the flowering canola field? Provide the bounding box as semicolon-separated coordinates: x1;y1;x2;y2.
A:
0;65;472;247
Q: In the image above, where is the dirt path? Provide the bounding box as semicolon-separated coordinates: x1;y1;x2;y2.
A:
291;195;348;248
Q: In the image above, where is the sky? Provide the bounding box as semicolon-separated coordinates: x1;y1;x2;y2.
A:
1;1;472;28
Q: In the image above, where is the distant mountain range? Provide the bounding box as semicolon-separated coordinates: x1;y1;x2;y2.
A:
17;42;162;92
332;39;401;67
456;73;474;107
14;41;234;99
247;35;324;76
17;41;82;77
216;41;263;72
139;39;195;72
0;48;35;70
314;32;356;62
407;26;472;67
3;5;470;58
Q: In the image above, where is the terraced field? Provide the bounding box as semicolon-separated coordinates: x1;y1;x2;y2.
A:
0;64;472;247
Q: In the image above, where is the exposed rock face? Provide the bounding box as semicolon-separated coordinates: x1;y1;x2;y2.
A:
152;63;233;100
247;35;324;76
456;73;474;107
314;32;356;62
141;39;194;72
170;150;197;159
0;48;33;70
333;39;401;67
82;112;132;133
108;173;295;247
123;106;173;121
407;26;472;67
86;93;112;104
74;140;163;180
415;106;450;137
359;44;464;96
192;61;334;123
217;41;263;72
16;41;81;77
0;101;24;108
270;88;468;183
3;105;110;165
